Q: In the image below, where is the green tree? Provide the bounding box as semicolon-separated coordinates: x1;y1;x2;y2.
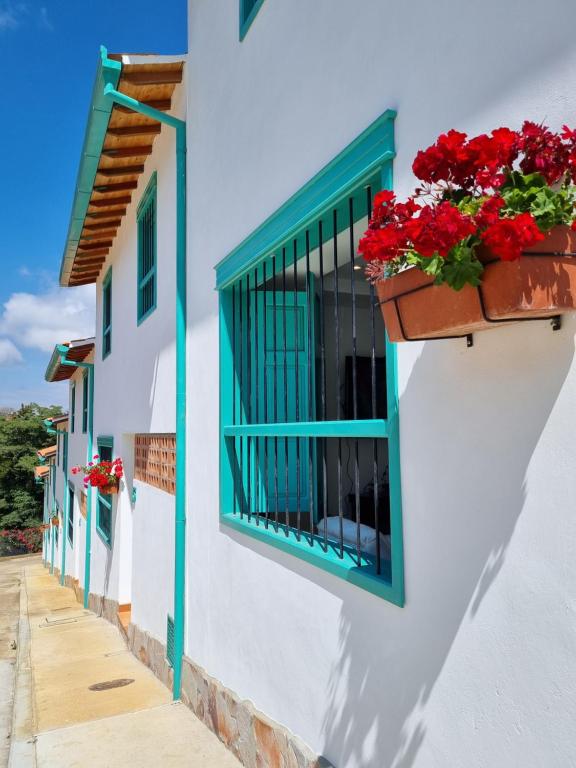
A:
0;403;63;529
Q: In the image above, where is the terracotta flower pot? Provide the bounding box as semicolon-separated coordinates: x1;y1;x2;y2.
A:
101;483;119;495
377;226;576;342
51;516;59;527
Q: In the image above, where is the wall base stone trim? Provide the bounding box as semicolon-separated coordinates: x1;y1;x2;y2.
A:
127;620;333;768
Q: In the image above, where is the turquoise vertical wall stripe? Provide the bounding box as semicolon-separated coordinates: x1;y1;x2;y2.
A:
102;57;187;701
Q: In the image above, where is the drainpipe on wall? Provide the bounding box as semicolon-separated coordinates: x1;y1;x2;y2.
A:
101;47;187;701
54;345;95;609
44;419;69;585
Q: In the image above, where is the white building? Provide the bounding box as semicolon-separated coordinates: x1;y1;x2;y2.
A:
42;2;576;766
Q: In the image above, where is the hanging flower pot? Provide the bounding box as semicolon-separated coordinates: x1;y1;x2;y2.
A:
361;122;576;341
51;516;59;527
100;482;119;495
378;226;576;341
72;456;124;494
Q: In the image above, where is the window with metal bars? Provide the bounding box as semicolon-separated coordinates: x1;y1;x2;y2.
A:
96;437;113;547
102;267;112;358
239;0;265;39
220;158;403;605
82;371;88;434
68;484;74;545
137;173;157;324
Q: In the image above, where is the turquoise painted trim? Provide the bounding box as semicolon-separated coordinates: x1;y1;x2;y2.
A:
223;420;388;439
239;0;266;40
221;513;400;604
102;267;112;359
95;435;114;548
82;370;89;433
215;110;396;289
60;432;69;584
71;383;76;433
102;69;187;701
59;46;121;286
67;483;75;546
136;172;158;325
381;164;405;607
218;112;404;606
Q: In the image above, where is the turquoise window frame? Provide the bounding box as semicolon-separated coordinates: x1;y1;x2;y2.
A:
82;371;88;434
70;383;76;434
137;172;157;325
102;267;112;359
216;110;404;606
96;435;114;548
239;0;265;40
67;483;74;546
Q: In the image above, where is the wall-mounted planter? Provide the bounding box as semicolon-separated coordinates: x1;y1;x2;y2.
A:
377;226;576;341
51;516;59;526
101;484;119;495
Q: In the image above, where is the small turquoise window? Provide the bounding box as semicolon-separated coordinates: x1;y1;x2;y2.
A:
102;267;112;358
239;0;265;40
68;484;74;545
137;173;157;324
96;436;114;547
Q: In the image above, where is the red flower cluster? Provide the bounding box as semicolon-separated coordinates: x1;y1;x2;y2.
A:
412;127;519;190
481;212;545;261
519;121;570;184
0;527;43;553
359;194;476;262
72;455;124;490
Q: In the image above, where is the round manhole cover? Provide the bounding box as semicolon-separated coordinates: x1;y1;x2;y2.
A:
89;678;135;691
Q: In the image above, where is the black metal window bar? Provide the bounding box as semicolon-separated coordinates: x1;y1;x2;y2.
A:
226;187;393;579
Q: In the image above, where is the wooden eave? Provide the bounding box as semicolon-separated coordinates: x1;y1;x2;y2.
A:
61;55;184;288
45;339;95;382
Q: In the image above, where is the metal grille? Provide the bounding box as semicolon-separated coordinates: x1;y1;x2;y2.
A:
224;186;392;577
134;434;176;495
137;186;156;320
166;614;175;667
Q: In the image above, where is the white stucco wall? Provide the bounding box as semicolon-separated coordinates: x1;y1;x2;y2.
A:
185;2;576;767
88;81;184;616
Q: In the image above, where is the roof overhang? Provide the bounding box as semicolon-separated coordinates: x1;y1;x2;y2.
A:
60;46;184;288
50;414;69;426
37;445;57;460
45;338;95;382
34;465;50;480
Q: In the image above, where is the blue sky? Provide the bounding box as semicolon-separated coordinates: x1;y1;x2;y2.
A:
0;0;186;409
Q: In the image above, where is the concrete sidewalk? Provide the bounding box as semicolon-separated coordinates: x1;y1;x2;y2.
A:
5;555;240;768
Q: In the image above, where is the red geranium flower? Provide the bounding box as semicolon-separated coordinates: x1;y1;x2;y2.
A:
481;212;544;261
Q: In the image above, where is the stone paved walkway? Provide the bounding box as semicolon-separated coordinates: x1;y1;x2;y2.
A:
3;555;241;767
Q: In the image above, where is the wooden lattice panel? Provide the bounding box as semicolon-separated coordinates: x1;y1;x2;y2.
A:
134;434;176;495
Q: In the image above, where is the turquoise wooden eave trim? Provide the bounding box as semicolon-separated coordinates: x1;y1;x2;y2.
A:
224;419;388;439
59;46;121;287
215;109;396;289
239;0;266;40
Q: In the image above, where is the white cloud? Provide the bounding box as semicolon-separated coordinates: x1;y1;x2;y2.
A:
0;1;26;31
0;339;23;366
38;5;52;30
0;285;95;353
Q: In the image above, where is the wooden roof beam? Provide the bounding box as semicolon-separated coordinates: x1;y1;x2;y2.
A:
97;164;145;177
107;125;161;137
80;230;117;241
93;181;138;193
88;196;131;208
85;210;127;219
102;146;153;159
74;248;110;258
115;99;171;114
83;220;122;230
69;276;99;286
77;240;113;251
121;69;182;85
